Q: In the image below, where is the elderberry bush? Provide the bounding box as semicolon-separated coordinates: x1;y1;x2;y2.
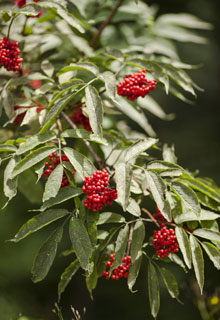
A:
0;1;219;319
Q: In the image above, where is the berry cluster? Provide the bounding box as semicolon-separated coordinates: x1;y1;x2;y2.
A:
42;153;75;187
102;253;131;280
0;37;23;72
70;108;92;132
153;206;168;224
152;224;179;258
82;170;117;212
117;69;157;101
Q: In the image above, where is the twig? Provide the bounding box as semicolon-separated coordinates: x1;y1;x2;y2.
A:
61;111;104;169
141;208;160;228
90;0;126;47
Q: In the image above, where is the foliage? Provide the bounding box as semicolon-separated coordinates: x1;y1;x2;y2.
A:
0;0;219;319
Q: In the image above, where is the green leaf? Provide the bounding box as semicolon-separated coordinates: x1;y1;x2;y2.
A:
158;267;179;299
162;144;177;163
115;162;132;210
100;71;120;106
86;264;98;298
31;225;63;283
43;164;63;202
128;220;145;291
41;60;54;78
63;147;96;180
69;216;93;270
85;85;103;137
61;129;107;145
190;234;204;293
58;259;80;301
174;208;220;224
11;145;57;178
58;63;99;76
201;242;220;270
168;253;188;272
148;262;160;318
3;157;18;205
111;224;129;271
193;229;220;242
179;176;220;204
175;226;192;269
18;170;43;204
137;96;174;120
145;170;172;222
147;160;183;177
40;187;83;211
16;132;56;155
125;138;158;162
0;145;17;152
116;96;156;137
11;209;69;242
97;212;126;225
126;198;141;217
172;181;200;214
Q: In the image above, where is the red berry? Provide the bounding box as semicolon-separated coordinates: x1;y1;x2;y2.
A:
103;254;131;280
117;69;157;101
152;224;179;258
0;37;23;72
70;108;92;132
82;170;118;212
15;0;26;7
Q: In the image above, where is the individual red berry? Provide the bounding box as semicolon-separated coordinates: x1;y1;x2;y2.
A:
41;153;75;187
15;0;26;7
153;206;168;224
82;170;118;212
0;37;23;72
102;253;131;280
70;108;92;132
152;224;179;258
117;69;157;101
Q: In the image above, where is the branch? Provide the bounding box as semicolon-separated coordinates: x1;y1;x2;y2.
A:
141;208;160;228
61;111;104;169
90;0;126;48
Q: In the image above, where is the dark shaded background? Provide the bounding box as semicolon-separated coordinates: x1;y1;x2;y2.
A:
0;0;220;319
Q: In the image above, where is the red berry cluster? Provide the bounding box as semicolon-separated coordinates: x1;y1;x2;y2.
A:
0;37;23;72
102;253;131;280
152;224;179;258
70;108;92;132
117;69;157;101
82;170;118;212
153;206;168;224
42;153;75;187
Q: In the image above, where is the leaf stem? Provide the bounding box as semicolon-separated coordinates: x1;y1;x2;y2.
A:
61;111;104;169
141;208;160;228
90;0;126;47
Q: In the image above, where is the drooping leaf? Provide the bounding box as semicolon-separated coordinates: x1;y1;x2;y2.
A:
11;145;57;178
190;234;204;293
172;181;200;214
32;225;63;283
58;259;80;301
16;132;56;155
0;145;17;152
168;253;188;272
125;138;158;162
128;220;145;290
158;267;179;299
69;216;93;270
18;170;43;204
85;85;103;137
63;147;96;179
97;212;126;225
40;187;83;211
114;162;132;210
43;164;63;202
201;242;220;270
100;71;118;105
11;209;69;242
110;224;129;271
175;226;192;269
3;157;19;206
57;63;99;76
145;170;172;221
137;95;174;120
193;229;220;242
162;144;177;163
126;198;141;217
147;160;183;177
148;262;160;318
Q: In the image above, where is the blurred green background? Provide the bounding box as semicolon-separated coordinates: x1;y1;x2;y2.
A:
0;0;220;319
